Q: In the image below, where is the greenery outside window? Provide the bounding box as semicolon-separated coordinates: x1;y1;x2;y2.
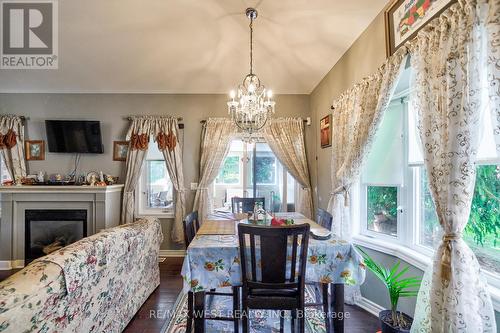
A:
216;155;241;185
367;186;399;237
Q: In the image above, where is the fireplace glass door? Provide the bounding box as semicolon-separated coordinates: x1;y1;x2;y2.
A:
25;210;87;264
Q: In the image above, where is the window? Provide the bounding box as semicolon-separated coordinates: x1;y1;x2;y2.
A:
137;139;174;217
0;155;11;184
214;139;298;212
416;165;500;274
357;67;500;279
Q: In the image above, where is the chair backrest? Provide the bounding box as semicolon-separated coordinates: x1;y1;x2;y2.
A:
231;197;265;214
183;211;200;247
237;223;310;291
316;208;333;230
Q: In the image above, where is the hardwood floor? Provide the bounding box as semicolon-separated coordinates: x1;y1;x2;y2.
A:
0;258;381;332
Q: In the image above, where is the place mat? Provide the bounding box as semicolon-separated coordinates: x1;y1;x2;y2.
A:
197;220;237;235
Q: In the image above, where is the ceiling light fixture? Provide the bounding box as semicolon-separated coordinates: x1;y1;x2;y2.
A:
227;8;275;136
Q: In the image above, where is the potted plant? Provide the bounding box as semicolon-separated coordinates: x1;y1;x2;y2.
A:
357;247;421;333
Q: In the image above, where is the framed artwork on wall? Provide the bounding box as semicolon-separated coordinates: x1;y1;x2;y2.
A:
113;141;129;161
25;140;45;160
320;115;332;148
385;0;456;56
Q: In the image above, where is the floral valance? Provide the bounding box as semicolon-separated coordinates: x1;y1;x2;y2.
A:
125;116;179;151
0;115;24;149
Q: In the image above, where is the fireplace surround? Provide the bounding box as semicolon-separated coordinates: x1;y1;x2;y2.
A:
0;185;123;268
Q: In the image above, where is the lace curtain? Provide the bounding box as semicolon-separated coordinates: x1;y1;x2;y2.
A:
263;118;313;218
0;115;26;181
409;0;498;331
193;118;237;221
327;46;408;240
121;116;186;244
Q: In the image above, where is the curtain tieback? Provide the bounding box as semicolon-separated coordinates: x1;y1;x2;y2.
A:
440;232;463;283
330;185;350;207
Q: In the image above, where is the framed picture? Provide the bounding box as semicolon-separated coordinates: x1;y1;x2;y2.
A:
113;141;129;161
25;140;45;160
320;115;332;148
385;0;456;56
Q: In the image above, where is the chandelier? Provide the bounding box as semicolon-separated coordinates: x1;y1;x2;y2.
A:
227;8;275;135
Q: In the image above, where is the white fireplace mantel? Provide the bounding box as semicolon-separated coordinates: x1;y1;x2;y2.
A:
0;184;123;269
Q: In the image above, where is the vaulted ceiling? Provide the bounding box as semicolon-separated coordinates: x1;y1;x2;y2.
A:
0;0;388;94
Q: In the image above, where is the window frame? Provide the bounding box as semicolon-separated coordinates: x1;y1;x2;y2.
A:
136;159;175;218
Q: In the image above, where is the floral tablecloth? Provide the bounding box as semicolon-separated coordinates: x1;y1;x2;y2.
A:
181;214;366;292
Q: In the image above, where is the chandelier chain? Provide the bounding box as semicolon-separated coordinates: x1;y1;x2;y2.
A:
249;18;253;75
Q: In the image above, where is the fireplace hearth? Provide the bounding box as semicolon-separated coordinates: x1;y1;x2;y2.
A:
25;210;87;264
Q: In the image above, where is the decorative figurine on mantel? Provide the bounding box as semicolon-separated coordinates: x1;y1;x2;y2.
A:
37;171;45;183
89;174;97;186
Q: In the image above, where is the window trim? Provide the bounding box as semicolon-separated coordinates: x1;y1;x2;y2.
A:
136;159;175;218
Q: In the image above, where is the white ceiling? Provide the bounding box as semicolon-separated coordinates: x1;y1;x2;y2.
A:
0;0;388;94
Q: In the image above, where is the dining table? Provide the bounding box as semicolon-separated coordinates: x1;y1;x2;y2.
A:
181;212;366;333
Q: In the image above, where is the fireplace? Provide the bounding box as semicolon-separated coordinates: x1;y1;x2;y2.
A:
25;210;87;264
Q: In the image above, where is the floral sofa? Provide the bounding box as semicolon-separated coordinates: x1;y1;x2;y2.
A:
0;217;163;333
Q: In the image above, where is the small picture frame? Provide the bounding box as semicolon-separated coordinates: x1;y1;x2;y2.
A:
25;140;45;161
113;141;129;161
385;0;456;56
320;115;332;148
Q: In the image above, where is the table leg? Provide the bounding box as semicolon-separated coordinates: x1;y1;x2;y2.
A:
194;291;206;333
331;284;344;333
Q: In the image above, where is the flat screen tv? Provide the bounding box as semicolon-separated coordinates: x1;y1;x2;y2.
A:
45;120;104;154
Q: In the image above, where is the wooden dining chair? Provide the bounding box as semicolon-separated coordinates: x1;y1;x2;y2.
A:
238;223;310;333
316;208;333;231
183;211;240;333
183;211;200;247
231;197;265;214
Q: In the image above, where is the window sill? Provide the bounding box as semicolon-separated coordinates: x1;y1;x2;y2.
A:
352;234;500;312
136;212;175;219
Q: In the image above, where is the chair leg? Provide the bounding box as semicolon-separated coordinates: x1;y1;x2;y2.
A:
187;291;193;333
242;307;249;333
193;291;206;333
233;287;240;333
321;283;331;333
299;307;305;333
279;310;285;333
291;309;296;333
332;284;345;333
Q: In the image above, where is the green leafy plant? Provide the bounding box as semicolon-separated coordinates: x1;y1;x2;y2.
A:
357;247;421;329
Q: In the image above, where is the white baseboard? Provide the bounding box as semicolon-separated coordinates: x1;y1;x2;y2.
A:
355;296;384;317
159;250;186;257
0;260;24;270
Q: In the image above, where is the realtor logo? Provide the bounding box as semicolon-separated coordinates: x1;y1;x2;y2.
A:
1;0;58;69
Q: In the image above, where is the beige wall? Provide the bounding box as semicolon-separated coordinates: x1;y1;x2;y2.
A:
0;93;310;250
309;11;387;211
